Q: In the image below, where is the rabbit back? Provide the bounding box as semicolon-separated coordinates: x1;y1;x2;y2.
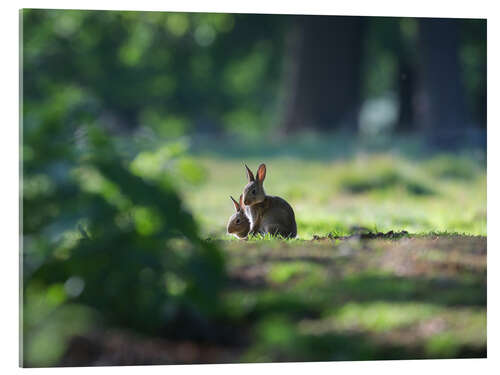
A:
260;196;297;238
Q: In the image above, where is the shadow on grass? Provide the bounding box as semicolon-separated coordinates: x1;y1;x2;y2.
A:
246;315;485;362
226;272;485;321
338;169;436;196
54;267;486;365
226;271;486;362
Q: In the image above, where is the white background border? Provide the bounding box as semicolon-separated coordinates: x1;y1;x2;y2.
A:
1;1;498;373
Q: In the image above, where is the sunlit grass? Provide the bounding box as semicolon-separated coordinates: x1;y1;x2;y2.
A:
267;261;326;285
327;302;441;332
182;150;486;239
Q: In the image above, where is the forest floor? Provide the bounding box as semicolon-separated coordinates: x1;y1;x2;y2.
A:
59;233;486;365
219;233;486;362
184;138;487;362
58;136;487;365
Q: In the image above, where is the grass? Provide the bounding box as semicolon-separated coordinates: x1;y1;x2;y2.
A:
220;236;486;362
46;135;487;365
181;135;486;362
181;144;485;239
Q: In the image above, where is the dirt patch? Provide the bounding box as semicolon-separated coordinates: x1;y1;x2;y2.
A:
59;330;243;366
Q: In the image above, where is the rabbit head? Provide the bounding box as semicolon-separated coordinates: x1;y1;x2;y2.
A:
227;195;250;238
242;163;266;206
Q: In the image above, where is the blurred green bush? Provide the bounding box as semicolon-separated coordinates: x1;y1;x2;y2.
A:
22;97;226;366
21;9;285;139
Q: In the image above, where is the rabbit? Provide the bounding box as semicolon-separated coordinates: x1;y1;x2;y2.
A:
226;195;250;239
242;163;297;238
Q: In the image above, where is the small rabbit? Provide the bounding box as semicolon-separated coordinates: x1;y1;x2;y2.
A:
242;163;297;238
226;195;250;239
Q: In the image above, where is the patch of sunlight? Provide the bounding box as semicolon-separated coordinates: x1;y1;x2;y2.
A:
74;166;131;210
257;315;297;347
23;174;55;199
165;13;190;37
268;261;324;285
300;302;442;335
132;206;163;236
164;272;187;296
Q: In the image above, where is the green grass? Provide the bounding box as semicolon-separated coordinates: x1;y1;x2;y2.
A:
181;150;485;239
184;138;486;361
221;236;486;361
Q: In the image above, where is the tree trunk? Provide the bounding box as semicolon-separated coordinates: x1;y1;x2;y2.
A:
416;18;468;147
281;16;366;132
395;57;416;132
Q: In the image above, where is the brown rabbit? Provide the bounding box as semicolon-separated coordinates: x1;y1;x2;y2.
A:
242;163;297;238
226;195;250;239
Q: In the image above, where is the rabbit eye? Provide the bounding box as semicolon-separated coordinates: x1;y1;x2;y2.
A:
236;219;240;224
252;189;256;195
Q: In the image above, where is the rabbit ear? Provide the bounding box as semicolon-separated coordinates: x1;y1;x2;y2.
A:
257;163;266;183
239;194;244;208
230;196;240;211
245;164;255;182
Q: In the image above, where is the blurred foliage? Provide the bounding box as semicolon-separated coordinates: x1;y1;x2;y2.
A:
22;9;286;138
20;8;285;365
23;130;227;365
22;50;227;366
22;132;227;364
21;9;486;140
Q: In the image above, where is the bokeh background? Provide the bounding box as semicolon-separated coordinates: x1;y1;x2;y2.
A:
21;9;486;366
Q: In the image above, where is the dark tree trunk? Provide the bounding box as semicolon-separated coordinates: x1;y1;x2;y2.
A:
395;59;416;132
416;18;468;147
281;16;366;132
